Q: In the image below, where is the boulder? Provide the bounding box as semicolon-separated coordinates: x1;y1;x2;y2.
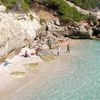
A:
0;5;6;12
54;19;60;26
92;25;100;37
79;31;90;39
68;25;90;39
97;34;100;38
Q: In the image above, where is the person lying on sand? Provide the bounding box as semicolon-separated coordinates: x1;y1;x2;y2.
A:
21;50;30;58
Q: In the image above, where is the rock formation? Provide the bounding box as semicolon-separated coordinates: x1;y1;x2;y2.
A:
0;6;41;61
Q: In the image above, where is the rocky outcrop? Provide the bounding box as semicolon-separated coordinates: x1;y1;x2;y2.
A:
0;5;6;12
92;25;100;37
67;24;91;39
0;6;41;61
37;49;54;61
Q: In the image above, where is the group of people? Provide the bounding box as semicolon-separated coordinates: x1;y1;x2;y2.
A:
57;43;71;56
22;42;71;58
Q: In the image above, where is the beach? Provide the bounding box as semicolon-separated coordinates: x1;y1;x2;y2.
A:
0;39;76;99
0;39;100;100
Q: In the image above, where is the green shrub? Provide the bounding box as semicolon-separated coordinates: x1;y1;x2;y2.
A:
68;0;100;10
1;0;16;9
45;0;87;23
45;0;61;9
21;0;29;12
0;0;29;12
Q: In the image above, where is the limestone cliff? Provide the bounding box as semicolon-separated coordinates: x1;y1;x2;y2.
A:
0;6;41;61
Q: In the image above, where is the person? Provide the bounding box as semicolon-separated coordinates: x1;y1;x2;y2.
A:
57;45;60;56
24;50;29;58
47;38;52;49
66;43;71;53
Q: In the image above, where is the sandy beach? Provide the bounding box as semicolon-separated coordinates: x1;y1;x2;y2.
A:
0;39;80;100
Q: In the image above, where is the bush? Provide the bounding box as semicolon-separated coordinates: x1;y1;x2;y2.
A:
68;0;100;10
21;0;29;12
0;0;16;9
0;0;29;12
45;0;87;23
45;0;61;9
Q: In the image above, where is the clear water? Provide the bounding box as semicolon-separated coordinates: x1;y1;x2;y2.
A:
10;40;100;100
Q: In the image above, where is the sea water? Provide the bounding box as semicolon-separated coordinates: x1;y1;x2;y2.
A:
9;40;100;100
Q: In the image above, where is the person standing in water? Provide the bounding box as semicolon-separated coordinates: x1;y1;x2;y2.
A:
57;45;60;56
66;43;71;53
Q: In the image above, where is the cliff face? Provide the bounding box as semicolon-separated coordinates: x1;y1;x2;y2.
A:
0;1;99;61
0;6;41;61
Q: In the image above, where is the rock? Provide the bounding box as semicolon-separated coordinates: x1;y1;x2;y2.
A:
37;49;54;61
79;25;87;32
0;5;6;12
53;32;61;37
0;12;41;60
68;25;90;39
0;19;30;60
92;25;100;37
46;21;61;31
97;34;100;38
47;36;57;49
54;19;60;26
88;28;93;36
79;31;90;39
59;26;69;37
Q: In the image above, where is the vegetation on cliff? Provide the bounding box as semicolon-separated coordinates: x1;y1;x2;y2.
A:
0;0;92;23
67;0;100;10
0;0;29;12
44;0;87;23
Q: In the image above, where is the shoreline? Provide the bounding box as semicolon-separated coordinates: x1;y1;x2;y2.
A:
0;39;82;99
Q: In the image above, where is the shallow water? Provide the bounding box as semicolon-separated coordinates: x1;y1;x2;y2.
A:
8;40;100;100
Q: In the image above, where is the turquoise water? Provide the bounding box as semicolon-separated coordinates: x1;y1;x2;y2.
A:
9;40;100;100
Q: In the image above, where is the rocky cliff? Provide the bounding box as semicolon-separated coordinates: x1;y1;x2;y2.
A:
0;0;99;62
0;6;41;61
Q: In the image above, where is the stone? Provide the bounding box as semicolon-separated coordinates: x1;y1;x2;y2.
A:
54;19;60;26
79;25;88;32
67;25;90;39
37;49;54;61
92;25;100;37
0;5;6;12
